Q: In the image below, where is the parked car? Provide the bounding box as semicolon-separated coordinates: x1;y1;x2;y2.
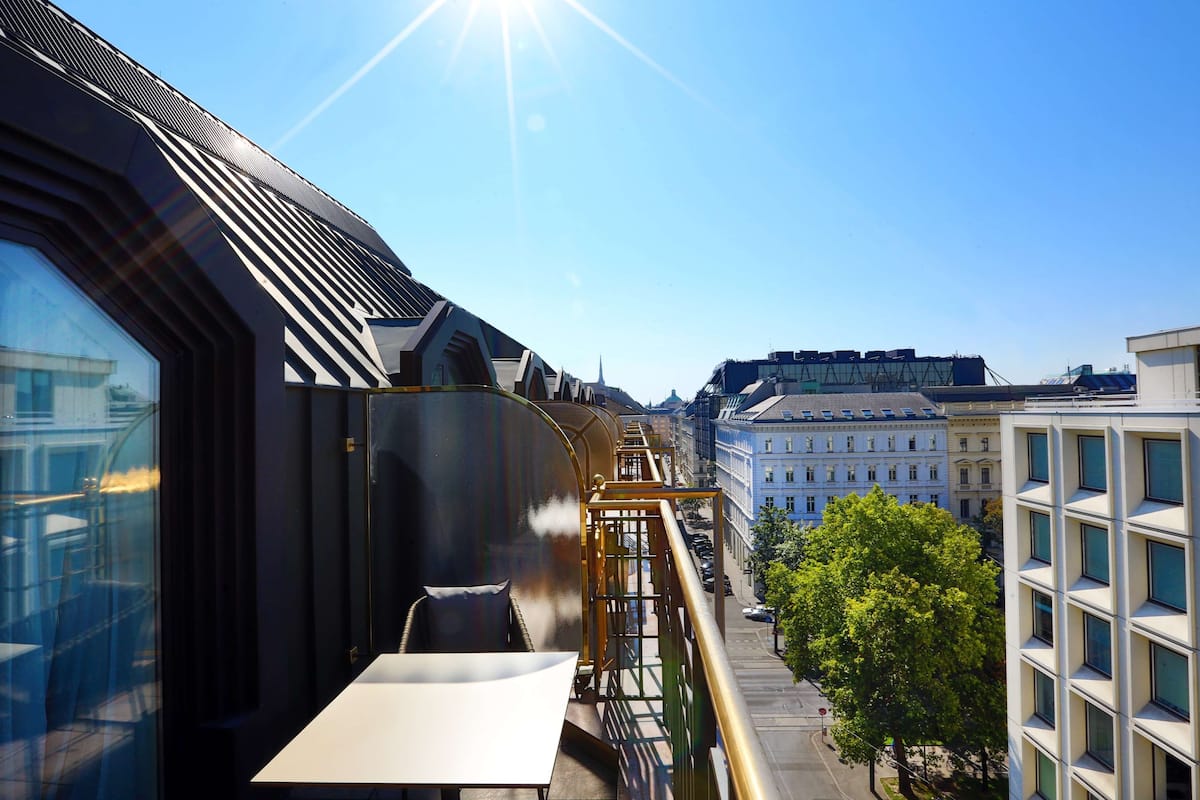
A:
745;608;774;623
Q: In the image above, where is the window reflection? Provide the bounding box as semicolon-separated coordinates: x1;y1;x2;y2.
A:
0;240;159;799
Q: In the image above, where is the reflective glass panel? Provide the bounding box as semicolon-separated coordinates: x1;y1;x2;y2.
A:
1145;439;1183;503
1153;643;1189;719
0;240;159;798
1149;540;1187;611
1081;524;1109;583
1079;435;1106;491
1085;702;1114;768
1033;591;1053;643
1031;512;1052;563
1033;669;1055;725
1036;749;1056;800
1028;432;1049;482
1083;613;1111;676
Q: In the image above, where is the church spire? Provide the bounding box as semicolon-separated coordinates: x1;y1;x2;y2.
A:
597;355;605;387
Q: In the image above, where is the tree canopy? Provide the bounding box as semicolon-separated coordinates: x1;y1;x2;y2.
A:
766;487;1005;797
749;503;807;578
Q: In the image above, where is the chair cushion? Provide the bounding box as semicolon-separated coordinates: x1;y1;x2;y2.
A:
422;580;511;652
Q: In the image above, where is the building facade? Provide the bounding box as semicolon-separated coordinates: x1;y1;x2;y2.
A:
713;392;949;574
1003;325;1200;800
692;349;985;491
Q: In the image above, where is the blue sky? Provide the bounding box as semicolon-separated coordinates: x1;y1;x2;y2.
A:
59;0;1200;404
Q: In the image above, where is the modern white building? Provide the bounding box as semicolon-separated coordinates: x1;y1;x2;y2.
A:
1003;325;1200;800
713;391;949;572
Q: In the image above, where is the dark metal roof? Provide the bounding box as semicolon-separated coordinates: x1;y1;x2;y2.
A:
735;392;944;422
0;0;453;388
0;0;400;263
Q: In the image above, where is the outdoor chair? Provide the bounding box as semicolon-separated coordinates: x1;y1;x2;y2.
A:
399;580;534;653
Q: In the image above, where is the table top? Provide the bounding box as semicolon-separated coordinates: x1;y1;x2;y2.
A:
252;651;579;789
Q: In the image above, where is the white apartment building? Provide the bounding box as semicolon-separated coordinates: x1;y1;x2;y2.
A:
713;392;949;573
1004;325;1200;800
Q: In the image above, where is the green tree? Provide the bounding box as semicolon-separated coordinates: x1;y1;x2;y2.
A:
974;497;1004;556
749;504;806;580
767;487;1005;798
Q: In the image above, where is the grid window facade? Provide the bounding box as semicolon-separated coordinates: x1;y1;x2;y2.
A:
1033;590;1053;644
960;467;969;486
1079;435;1106;491
981;466;991;485
785;467;794;482
785;496;795;513
1031;511;1052;564
1152;643;1189;719
908;464;918;481
1145;439;1183;504
847;465;857;481
929;464;938;480
1149;540;1187;611
764;496;774;508
867;465;877;482
805;466;815;482
959;437;968;452
1029;432;1049;482
765;467;774;483
805;496;815;513
825;465;835;482
888;466;897;482
1081;524;1108;583
981;437;990;452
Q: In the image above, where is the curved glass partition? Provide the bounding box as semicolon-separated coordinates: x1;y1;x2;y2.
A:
369;387;585;654
537;402;618;487
0;240;159;798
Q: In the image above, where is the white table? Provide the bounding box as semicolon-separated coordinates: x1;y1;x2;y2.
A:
252;651;578;793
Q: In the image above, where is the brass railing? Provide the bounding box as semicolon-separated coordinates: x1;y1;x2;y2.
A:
585;422;779;800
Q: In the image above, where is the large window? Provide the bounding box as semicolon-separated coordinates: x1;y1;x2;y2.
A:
764;467;774;483
1083;613;1111;675
1078;435;1106;491
1033;590;1054;643
1149;540;1187;611
981;466;991;485
1145;439;1183;504
1081;523;1109;583
764;437;772;453
1085;702;1114;769
1029;432;1049;482
785;467;794;482
867;465;877;482
785;496;795;513
1152;643;1189;719
959;467;969;486
0;240;160;798
1033;668;1055;725
1031;511;1052;564
1035;749;1057;800
805;496;815;513
908;464;918;481
805;466;815;482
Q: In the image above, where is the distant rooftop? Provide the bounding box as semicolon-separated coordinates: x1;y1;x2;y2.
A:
733;392;943;423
